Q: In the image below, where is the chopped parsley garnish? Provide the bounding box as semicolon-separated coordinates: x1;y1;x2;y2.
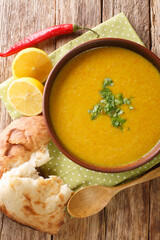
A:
88;104;102;120
88;78;134;129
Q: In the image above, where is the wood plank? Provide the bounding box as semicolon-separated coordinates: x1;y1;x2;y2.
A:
54;212;105;240
150;0;160;56
149;1;160;239
149;178;160;240
54;0;102;238
104;184;150;239
1;217;51;240
0;213;4;239
55;0;102;49
0;0;56;239
103;1;151;239
103;0;150;47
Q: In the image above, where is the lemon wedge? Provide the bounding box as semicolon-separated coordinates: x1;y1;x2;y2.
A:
12;48;53;83
7;77;44;116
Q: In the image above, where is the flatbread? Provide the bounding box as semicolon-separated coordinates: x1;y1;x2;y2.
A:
0;147;73;234
0;116;50;177
0;117;73;233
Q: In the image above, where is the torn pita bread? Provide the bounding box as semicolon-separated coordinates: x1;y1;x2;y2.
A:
0;147;73;234
0;116;50;177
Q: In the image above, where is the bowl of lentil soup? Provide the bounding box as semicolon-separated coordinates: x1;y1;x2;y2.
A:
43;38;160;172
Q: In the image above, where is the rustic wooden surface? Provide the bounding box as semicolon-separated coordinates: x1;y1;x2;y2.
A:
0;0;159;239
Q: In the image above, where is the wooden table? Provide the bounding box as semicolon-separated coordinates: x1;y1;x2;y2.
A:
0;0;159;239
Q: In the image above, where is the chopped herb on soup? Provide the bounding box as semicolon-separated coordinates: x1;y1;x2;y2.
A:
88;78;134;128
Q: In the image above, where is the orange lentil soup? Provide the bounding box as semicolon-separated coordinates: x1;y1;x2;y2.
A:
49;47;160;167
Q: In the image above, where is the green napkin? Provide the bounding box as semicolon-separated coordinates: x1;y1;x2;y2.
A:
0;13;159;191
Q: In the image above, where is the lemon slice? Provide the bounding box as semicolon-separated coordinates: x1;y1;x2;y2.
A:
7;77;44;116
12;48;53;83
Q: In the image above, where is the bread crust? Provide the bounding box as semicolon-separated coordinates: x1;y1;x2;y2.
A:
0;168;72;234
0;116;50;177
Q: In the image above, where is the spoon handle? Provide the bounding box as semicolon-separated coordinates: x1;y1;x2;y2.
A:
114;166;160;192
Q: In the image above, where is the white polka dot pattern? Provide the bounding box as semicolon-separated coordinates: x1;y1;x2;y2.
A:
40;141;160;191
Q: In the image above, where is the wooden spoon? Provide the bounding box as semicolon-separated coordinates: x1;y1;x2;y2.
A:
67;166;160;218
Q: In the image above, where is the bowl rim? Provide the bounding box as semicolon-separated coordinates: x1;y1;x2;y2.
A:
43;38;160;173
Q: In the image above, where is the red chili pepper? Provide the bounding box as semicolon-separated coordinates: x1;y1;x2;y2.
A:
0;24;99;57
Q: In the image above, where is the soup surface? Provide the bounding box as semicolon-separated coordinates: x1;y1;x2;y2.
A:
49;47;160;167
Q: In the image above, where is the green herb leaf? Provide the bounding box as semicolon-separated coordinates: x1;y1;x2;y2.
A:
100;88;112;99
115;93;124;106
111;117;126;128
88;103;103;120
123;98;131;105
88;77;134;129
103;78;113;87
116;108;124;115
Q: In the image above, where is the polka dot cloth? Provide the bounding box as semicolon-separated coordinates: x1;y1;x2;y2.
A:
0;13;159;191
41;142;160;191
